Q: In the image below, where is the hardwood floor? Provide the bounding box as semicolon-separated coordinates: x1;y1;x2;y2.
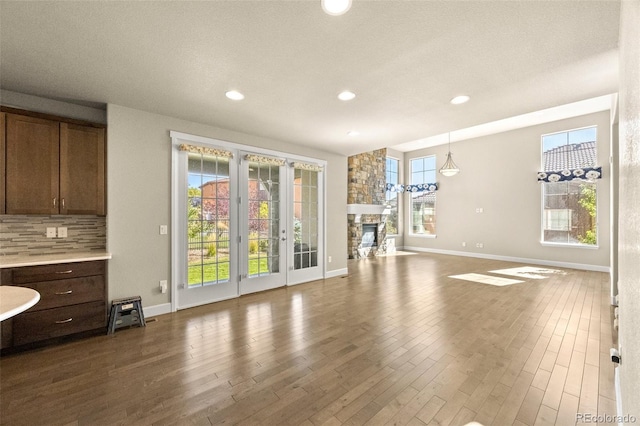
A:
0;253;616;425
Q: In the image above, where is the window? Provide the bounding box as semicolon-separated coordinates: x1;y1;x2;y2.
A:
541;127;598;245
410;156;436;235
385;157;399;235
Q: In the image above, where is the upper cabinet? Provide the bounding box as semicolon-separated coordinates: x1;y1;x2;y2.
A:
59;123;105;215
3;110;106;216
5;114;60;215
1;113;5;214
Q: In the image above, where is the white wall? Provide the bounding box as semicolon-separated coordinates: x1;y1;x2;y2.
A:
617;0;640;419
106;104;347;308
403;111;611;270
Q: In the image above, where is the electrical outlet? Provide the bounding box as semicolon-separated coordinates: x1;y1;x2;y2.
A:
57;227;67;238
461;242;466;247
160;225;168;235
160;280;168;293
476;243;484;248
46;227;56;238
476;207;484;213
328;256;332;263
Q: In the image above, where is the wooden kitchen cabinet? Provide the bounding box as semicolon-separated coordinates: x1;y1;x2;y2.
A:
5;113;60;215
0;112;5;214
0;260;107;350
3;109;106;216
60;123;105;215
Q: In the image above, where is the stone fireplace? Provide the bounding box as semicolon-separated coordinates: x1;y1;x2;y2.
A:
347;148;390;259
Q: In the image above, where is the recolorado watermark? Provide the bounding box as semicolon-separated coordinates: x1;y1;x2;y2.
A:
576;413;637;423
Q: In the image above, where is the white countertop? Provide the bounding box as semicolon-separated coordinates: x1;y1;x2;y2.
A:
0;252;112;269
0;286;41;321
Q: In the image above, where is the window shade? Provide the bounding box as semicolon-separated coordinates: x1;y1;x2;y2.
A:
291;161;323;172
179;144;233;158
244;154;286;166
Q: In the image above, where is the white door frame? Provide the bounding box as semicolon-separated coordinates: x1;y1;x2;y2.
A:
170;131;326;312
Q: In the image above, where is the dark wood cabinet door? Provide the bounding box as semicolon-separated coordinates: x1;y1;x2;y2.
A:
59;123;105;215
1;112;5;214
5;114;60;214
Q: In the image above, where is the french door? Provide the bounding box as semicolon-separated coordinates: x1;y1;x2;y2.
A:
288;164;323;285
239;154;287;295
171;133;324;310
173;147;239;309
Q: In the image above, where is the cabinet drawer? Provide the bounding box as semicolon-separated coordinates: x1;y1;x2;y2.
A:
9;261;105;284
20;276;105;311
12;301;106;346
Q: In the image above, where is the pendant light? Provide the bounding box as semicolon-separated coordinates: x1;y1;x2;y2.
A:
439;133;460;177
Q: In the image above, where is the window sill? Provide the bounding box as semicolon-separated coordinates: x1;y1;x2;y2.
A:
409;234;437;239
540;241;599;250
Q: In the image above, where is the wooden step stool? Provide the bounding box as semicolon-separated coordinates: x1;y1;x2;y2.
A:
108;296;146;334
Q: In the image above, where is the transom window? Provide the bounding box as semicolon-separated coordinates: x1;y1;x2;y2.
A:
541;126;598;246
410;156;436;236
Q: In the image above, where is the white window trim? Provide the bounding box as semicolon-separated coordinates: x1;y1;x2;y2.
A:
408;155;437;237
540;241;599;249
385;156;401;236
170;131;327;312
539;125;599;248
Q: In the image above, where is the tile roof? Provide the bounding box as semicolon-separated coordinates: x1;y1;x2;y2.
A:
544;141;596;171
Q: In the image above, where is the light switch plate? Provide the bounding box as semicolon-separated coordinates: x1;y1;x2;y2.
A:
57;227;68;238
46;227;56;238
160;225;168;235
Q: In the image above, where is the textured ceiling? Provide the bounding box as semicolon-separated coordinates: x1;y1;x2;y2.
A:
0;1;620;155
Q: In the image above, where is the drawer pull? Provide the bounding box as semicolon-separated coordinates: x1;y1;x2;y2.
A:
55;318;73;324
55;290;73;295
55;270;74;274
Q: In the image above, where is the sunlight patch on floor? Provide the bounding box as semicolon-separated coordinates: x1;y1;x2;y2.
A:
489;266;567;280
449;273;524;286
376;251;417;257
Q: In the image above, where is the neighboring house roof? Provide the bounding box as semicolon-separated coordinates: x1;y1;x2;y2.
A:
409;192;436;203
544;141;596;171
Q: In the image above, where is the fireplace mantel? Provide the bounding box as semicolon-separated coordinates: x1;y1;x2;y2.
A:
346;204;387;215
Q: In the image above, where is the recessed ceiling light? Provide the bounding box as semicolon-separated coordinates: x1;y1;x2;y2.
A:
450;95;470;105
348;131;359;136
225;90;245;101
322;0;352;16
338;91;356;101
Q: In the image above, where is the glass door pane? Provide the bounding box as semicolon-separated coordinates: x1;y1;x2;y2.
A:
240;157;286;294
293;169;318;270
288;166;323;285
187;153;232;286
177;151;238;310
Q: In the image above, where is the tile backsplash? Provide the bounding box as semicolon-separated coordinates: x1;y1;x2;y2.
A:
0;215;106;256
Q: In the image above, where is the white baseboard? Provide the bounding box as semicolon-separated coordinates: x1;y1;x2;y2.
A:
402;246;611;273
615;367;623;426
142;303;172;318
325;268;348;278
